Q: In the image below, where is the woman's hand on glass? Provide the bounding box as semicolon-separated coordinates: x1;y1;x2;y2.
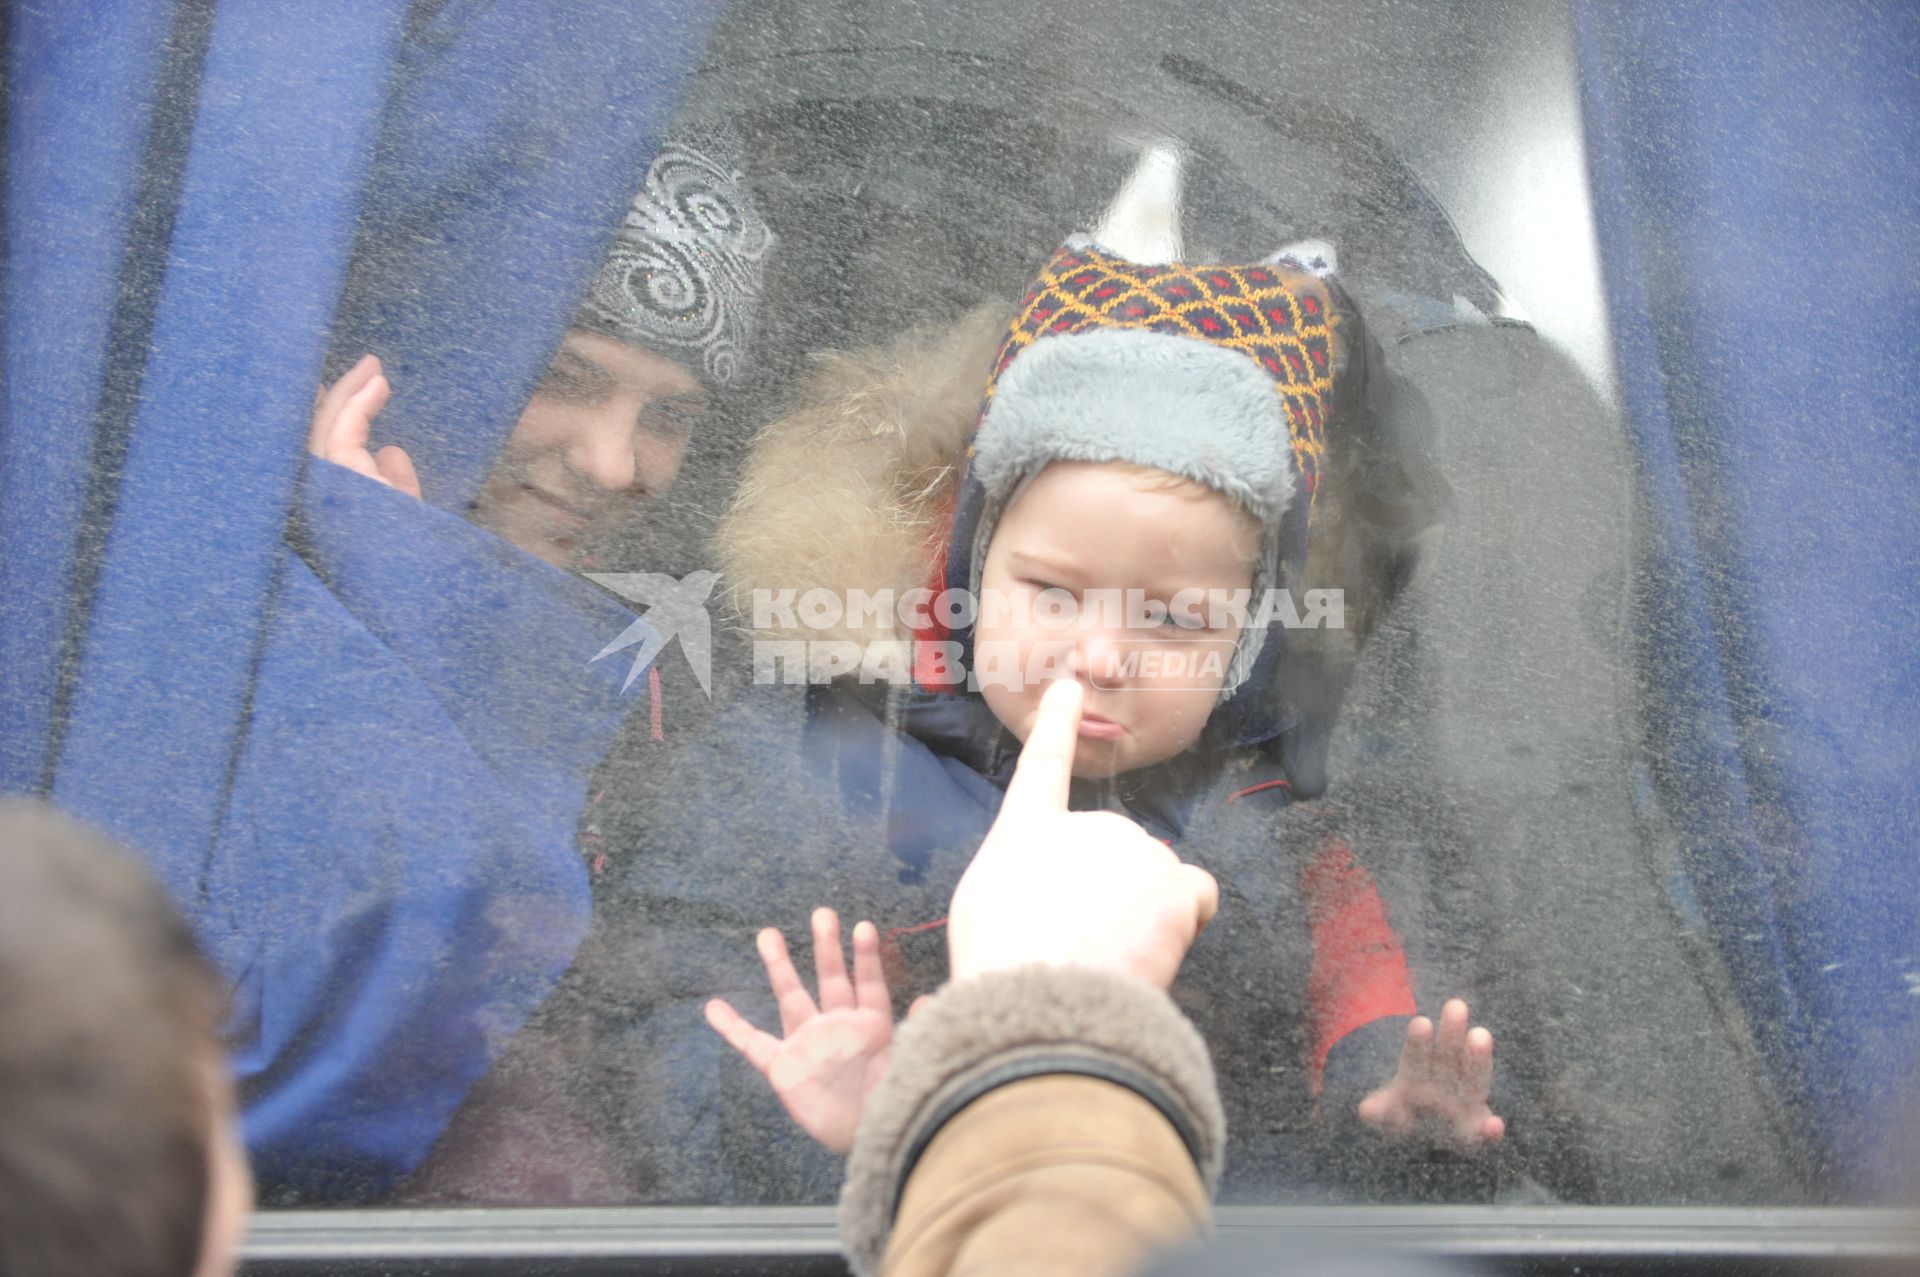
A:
308;352;421;498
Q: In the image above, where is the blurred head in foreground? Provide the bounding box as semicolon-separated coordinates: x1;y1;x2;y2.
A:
0;800;250;1277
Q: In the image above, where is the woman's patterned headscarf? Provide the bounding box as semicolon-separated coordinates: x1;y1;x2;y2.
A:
575;129;774;387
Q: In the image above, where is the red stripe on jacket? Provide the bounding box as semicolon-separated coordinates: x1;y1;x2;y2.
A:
1300;836;1416;1093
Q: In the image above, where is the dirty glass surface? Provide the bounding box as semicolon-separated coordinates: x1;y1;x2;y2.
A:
7;0;1913;1218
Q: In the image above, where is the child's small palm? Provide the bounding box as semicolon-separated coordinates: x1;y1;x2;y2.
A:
761;1003;895;1152
1357;998;1506;1149
706;909;900;1154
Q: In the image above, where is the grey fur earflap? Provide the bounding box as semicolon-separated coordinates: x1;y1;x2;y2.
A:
971;326;1296;526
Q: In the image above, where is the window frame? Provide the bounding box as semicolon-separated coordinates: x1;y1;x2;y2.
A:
239;1205;1920;1275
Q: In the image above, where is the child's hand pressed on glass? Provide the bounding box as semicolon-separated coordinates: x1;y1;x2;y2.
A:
1357;998;1506;1149
308;352;422;498
705;907;904;1154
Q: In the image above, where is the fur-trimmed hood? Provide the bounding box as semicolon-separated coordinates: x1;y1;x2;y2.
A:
718;303;1011;646
716;299;1451;795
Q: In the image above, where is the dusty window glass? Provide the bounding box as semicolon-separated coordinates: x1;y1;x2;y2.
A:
8;0;1912;1217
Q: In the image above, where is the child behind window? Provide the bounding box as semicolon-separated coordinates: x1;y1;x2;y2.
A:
533;238;1499;1204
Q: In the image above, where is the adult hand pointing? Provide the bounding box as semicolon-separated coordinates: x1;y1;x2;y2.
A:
947;678;1220;990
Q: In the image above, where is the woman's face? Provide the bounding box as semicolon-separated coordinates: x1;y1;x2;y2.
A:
470;328;709;568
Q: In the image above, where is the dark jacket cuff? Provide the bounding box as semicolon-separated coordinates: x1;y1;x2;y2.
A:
838;965;1225;1275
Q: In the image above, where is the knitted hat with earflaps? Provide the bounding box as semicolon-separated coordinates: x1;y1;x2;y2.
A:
957;233;1338;697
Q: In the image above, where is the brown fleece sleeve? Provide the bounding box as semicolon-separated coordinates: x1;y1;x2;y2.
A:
881;1073;1210;1277
838;966;1224;1277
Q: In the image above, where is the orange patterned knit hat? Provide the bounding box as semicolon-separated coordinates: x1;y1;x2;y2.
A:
958;236;1339;696
975;237;1335;512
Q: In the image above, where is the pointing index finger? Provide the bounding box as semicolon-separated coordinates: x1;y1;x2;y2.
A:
1000;678;1083;820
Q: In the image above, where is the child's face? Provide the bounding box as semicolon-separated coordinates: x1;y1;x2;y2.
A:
975;461;1259;778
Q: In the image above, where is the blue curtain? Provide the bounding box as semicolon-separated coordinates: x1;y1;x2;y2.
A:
4;0;716;1198
1576;0;1920;1196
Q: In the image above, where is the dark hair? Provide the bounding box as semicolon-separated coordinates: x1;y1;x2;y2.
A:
0;800;227;1277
